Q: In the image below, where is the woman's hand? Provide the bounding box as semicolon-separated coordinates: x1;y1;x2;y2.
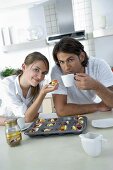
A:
40;80;59;95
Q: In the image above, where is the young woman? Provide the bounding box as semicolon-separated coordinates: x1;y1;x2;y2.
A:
0;51;58;125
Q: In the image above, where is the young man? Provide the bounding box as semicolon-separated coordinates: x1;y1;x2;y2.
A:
51;37;113;116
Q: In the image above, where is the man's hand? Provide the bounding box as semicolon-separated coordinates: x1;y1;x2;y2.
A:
97;101;112;112
75;73;98;90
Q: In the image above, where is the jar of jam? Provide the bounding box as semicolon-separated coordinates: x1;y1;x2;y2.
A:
5;118;22;147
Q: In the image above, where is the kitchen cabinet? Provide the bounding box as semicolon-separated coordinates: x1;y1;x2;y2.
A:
91;0;113;66
0;0;60;53
0;0;48;9
93;28;113;38
91;0;113;38
0;3;48;53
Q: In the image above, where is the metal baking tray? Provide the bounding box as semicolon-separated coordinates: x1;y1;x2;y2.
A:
24;115;87;137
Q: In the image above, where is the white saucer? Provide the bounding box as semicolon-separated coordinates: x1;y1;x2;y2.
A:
92;118;113;128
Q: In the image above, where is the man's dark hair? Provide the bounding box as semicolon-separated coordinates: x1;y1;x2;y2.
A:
53;37;89;67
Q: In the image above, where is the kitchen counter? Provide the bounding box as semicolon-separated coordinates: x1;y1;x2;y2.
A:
0;111;113;170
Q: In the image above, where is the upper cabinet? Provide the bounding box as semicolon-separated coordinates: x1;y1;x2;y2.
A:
0;0;76;52
0;0;60;52
0;0;48;9
91;0;113;38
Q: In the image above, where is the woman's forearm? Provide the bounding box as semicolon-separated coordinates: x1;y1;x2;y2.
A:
24;91;46;122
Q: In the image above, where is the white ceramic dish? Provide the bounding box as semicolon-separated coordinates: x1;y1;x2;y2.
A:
20;123;31;131
92;118;113;128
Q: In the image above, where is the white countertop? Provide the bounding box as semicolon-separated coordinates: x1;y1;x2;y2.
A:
1;111;113;170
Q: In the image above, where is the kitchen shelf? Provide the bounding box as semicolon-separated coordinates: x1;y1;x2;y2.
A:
93;28;113;38
1;39;47;53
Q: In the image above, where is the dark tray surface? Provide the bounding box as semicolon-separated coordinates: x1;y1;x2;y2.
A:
24;115;87;137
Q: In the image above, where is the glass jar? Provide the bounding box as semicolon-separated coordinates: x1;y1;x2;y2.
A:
5;118;22;147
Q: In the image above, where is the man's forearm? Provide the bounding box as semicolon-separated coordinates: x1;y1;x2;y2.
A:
55;102;106;117
95;83;113;107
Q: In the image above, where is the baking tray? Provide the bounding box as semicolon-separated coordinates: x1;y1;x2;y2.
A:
24;115;87;137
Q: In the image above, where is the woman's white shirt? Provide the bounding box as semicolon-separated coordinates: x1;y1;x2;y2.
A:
0;75;41;117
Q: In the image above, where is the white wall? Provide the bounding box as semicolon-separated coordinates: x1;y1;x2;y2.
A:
0;44;50;69
94;35;113;67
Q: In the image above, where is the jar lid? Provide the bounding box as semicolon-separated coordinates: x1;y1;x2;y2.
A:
5;118;17;126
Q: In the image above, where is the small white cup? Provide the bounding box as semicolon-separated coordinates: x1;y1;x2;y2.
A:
17;117;25;130
61;74;75;87
79;132;107;157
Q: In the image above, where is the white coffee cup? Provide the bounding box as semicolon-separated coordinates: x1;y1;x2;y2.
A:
61;74;75;87
79;132;107;157
17;117;25;130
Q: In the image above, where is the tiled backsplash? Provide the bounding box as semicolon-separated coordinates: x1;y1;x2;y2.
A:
44;1;59;35
72;0;95;57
